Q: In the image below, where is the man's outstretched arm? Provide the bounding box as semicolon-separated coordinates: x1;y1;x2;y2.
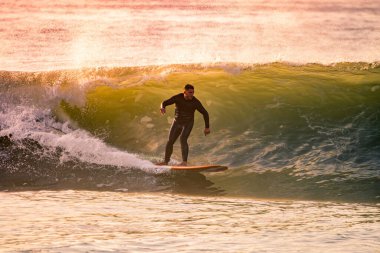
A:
160;96;176;114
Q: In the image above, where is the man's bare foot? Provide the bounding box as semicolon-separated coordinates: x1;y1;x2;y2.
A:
179;161;187;166
156;161;168;165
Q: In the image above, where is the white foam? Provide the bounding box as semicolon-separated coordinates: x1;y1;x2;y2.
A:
0;105;157;171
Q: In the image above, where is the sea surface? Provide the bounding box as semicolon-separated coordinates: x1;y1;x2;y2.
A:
0;191;379;252
0;0;380;252
1;0;380;71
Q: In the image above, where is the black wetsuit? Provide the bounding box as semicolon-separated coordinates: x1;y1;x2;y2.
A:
161;93;209;163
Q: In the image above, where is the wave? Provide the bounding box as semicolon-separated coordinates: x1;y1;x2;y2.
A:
1;62;380;202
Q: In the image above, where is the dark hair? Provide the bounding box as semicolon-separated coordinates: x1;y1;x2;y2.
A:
184;84;194;90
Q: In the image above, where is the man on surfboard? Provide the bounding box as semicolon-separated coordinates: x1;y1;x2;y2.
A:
158;84;210;166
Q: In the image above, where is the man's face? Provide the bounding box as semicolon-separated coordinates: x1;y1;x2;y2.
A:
184;89;194;99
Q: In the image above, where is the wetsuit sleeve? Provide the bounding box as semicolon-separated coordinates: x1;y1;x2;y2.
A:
196;101;210;128
161;95;177;108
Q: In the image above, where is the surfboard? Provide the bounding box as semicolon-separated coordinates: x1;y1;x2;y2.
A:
157;164;228;172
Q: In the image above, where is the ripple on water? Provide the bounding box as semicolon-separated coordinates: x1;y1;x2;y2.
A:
0;191;379;252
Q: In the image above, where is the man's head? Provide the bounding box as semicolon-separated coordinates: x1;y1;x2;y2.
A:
184;84;194;100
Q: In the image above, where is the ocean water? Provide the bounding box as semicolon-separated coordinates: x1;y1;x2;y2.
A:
0;191;379;252
1;0;380;71
1;0;380;252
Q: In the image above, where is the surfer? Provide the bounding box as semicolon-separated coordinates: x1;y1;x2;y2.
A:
158;84;210;166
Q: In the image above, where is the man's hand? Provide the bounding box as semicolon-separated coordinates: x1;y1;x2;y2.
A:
160;107;166;115
204;128;210;136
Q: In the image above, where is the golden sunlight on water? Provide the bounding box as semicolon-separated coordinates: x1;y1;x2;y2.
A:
0;1;380;252
0;0;379;71
0;191;378;252
70;34;104;69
